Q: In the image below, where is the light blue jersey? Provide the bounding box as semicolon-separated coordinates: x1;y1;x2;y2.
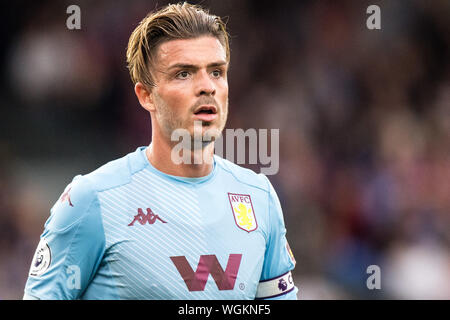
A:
24;146;297;300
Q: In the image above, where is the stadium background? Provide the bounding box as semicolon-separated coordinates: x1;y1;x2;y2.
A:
0;0;449;299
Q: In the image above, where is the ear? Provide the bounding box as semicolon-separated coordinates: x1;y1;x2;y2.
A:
134;82;155;112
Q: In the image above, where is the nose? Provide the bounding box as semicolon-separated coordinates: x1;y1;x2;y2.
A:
195;69;216;96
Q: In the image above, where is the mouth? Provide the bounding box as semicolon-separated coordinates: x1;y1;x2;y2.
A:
193;105;218;122
194;105;217;115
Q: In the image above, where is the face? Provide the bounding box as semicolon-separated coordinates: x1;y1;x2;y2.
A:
148;36;229;144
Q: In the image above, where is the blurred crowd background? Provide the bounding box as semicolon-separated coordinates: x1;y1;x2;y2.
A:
0;0;449;299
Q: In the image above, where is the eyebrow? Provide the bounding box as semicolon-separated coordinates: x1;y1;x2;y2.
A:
167;61;228;71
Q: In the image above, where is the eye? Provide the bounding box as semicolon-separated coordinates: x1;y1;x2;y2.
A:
211;69;223;78
176;71;190;79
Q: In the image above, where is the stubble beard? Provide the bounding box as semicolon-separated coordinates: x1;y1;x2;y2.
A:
154;93;228;149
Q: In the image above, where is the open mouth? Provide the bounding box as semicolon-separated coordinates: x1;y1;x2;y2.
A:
193;105;218;122
194;105;217;115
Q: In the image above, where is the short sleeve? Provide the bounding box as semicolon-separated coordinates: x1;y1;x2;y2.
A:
257;175;298;300
24;175;106;300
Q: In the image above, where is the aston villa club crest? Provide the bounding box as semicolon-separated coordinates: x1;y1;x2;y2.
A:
228;193;258;232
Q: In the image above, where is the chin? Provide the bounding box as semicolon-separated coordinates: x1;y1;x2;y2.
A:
189;125;221;141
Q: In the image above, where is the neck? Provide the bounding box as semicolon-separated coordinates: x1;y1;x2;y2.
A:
146;134;215;178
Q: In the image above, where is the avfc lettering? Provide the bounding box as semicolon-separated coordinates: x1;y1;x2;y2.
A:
229;194;251;203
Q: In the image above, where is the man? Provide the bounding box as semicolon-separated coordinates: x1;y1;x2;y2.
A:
24;2;297;300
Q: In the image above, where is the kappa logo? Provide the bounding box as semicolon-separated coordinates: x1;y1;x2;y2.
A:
128;208;167;226
228;193;257;232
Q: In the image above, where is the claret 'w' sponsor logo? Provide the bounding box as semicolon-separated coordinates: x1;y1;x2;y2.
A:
128;208;167;226
171;254;242;291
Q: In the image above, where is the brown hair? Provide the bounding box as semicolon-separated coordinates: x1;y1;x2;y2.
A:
126;2;230;88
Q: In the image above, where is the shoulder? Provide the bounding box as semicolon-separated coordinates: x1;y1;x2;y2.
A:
214;155;271;193
45;148;148;231
83;147;148;192
68;147;148;205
